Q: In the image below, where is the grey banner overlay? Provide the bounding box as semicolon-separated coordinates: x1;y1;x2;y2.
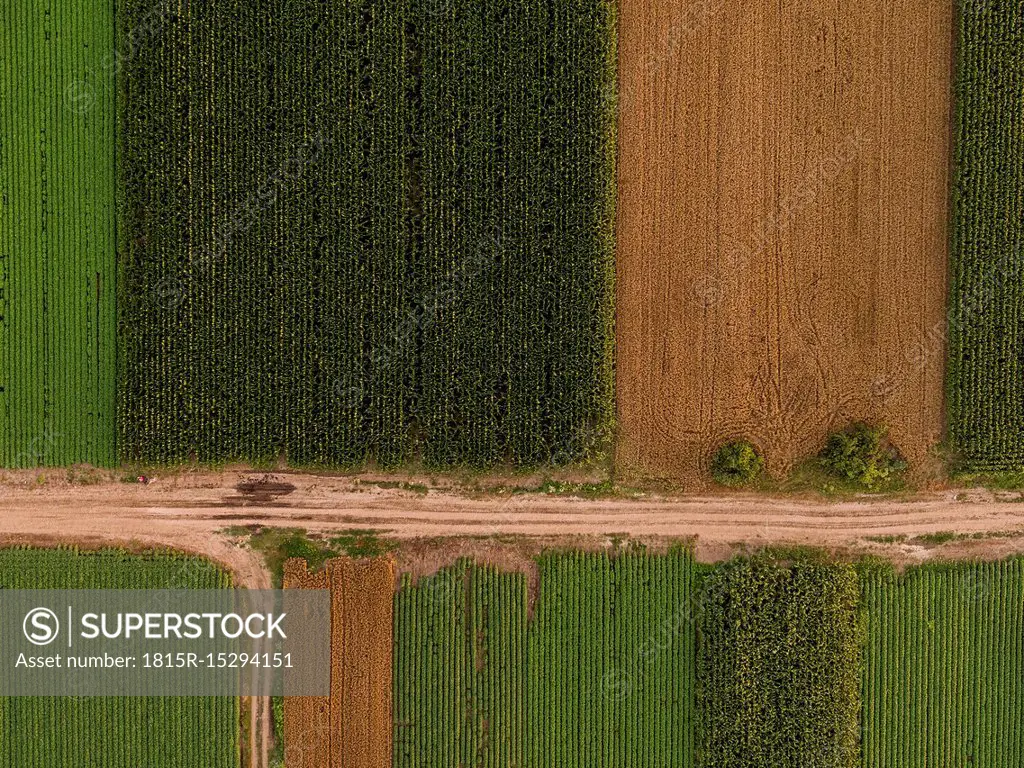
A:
1;590;330;696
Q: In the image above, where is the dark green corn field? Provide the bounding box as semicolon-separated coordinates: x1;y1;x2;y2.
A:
0;0;615;469
117;0;617;468
947;1;1024;471
118;0;411;466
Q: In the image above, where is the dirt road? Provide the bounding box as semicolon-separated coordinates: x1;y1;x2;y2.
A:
2;472;1024;565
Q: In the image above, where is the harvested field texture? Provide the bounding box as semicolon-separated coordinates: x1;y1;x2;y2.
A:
0;0;117;467
948;4;1024;471
616;0;952;483
329;557;394;768
862;560;1024;768
282;560;331;768
283;557;393;768
0;548;237;767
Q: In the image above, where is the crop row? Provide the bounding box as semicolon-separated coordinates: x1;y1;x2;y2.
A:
393;552;696;768
948;2;1024;469
0;0;117;468
117;0;616;468
0;548;237;767
862;560;1024;768
391;553;1024;768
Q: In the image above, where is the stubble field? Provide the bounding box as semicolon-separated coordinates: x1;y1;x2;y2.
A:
616;0;952;483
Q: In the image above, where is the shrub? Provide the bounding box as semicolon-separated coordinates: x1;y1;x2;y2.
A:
819;423;906;490
711;440;765;487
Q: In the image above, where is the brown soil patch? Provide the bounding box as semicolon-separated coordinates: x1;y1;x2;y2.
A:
615;0;953;485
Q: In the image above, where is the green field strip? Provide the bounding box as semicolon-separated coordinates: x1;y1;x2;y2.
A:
0;548;237;767
948;3;1024;470
0;0;116;468
393;552;696;768
862;560;1024;768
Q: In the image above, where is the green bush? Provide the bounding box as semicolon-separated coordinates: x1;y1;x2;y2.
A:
819;423;906;490
711;440;765;487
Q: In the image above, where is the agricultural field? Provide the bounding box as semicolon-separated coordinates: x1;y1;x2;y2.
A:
392;552;697;768
281;550;1022;768
616;0;951;482
862;560;1024;768
0;0;118;467
117;0;409;466
0;548;237;767
282;561;331;768
947;4;1024;471
283;557;394;768
393;564;527;768
118;0;615;469
698;558;861;768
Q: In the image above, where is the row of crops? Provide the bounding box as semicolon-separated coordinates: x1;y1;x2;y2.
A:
0;548;238;767
0;0;117;467
4;0;1024;473
392;553;1024;768
116;0;616;467
698;559;861;768
0;0;614;469
862;560;1024;768
394;553;696;768
948;2;1024;469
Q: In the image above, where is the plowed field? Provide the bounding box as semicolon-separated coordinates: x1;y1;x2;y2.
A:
616;0;952;483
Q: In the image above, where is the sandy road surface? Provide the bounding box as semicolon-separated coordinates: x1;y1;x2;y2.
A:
1;472;1024;561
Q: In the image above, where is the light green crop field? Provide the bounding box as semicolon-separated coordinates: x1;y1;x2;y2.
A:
0;0;117;467
393;551;697;768
0;548;238;767
862;560;1024;768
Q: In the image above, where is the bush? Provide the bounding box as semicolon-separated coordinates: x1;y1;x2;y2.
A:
819;423;906;490
711;440;765;487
